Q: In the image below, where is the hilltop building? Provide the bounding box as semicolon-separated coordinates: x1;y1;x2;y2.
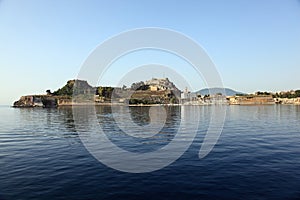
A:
145;78;181;95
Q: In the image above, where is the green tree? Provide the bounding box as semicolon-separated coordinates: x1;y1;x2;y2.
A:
52;80;74;96
295;90;300;97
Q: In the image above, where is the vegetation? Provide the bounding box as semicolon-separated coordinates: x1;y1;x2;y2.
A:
52;80;75;96
131;81;149;90
52;80;96;98
170;97;178;104
256;91;271;95
137;85;150;90
96;87;114;98
129;98;161;105
236;93;247;96
273;90;300;99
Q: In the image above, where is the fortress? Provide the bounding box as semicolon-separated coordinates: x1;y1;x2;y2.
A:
12;78;300;107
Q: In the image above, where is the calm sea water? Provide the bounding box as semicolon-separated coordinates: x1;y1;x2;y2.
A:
1;105;300;200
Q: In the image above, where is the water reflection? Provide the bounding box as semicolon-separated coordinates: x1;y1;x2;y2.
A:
93;105;182;153
129;106;151;126
13;107;78;141
57;107;76;132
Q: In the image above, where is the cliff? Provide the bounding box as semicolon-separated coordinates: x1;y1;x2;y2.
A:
13;79;94;108
13;95;58;108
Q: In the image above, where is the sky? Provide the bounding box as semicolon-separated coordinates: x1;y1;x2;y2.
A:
1;0;300;105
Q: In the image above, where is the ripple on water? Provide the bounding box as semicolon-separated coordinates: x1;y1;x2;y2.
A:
0;105;300;199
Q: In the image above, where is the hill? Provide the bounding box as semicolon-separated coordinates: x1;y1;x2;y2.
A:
196;88;245;96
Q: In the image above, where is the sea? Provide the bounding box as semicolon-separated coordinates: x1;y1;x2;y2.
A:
0;105;300;200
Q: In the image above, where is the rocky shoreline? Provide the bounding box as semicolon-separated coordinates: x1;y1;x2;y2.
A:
12;79;300;108
13;94;300;108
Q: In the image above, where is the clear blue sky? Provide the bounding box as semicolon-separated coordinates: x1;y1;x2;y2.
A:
1;0;300;105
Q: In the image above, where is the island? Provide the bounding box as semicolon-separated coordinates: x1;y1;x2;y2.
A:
13;78;300;108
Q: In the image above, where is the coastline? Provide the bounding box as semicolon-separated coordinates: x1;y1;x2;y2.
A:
11;79;300;108
11;102;300;108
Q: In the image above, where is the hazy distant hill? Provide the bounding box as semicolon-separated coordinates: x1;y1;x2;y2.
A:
196;88;245;96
